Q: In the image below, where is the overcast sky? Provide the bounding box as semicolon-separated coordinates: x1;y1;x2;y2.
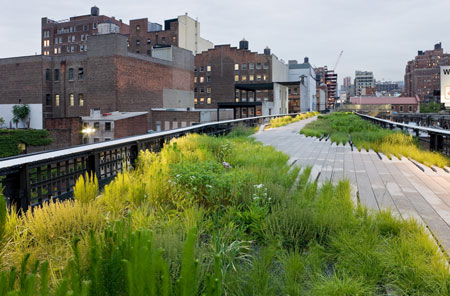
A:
1;0;450;84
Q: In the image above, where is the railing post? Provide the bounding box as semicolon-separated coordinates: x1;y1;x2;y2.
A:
87;152;100;179
18;164;30;211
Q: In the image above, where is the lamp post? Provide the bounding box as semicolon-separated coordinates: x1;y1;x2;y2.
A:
82;126;95;144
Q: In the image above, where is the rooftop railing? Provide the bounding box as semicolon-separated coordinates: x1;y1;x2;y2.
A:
0;113;298;211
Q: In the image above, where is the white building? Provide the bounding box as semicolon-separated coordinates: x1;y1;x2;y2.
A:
288;58;317;112
177;14;214;55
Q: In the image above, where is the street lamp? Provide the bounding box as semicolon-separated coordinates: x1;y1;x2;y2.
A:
82;126;95;143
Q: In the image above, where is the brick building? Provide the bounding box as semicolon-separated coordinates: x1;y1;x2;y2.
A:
0;33;195;132
128;14;213;56
193;40;289;116
41;6;129;56
349;96;420;113
315;66;338;109
404;42;450;99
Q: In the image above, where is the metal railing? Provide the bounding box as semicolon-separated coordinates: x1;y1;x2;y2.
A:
0;113;298;211
356;113;450;156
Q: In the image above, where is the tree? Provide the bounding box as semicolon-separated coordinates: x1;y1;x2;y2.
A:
12;104;30;128
0;117;5;128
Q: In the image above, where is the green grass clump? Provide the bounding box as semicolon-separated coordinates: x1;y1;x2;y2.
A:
0;125;448;295
269;111;319;128
301;112;450;168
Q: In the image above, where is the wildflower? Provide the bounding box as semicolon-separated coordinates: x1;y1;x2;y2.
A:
206;184;212;188
254;184;263;189
222;161;232;169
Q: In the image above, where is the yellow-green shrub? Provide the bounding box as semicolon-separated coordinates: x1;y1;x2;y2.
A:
73;172;98;203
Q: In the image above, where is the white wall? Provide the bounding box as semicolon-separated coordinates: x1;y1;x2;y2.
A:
289;67;317;112
199;109;233;122
152;47;172;62
271;57;289;82
177;15;214;55
273;83;289;114
0;104;42;129
162;89;195;109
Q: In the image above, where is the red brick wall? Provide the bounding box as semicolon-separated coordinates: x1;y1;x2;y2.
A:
128;18;178;55
114;113;149;139
151;110;200;131
392;104;418;113
194;45;273;109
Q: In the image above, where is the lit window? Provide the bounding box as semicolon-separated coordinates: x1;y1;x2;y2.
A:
207;87;211;93
172;36;176;43
207;97;211;104
200;77;205;83
234;75;239;81
68;68;74;80
249;63;254;70
235;97;239;102
55;94;60;106
249;74;254;81
241;64;247;70
136;25;140;31
234;64;239;70
242;75;247;81
78;93;84;106
263;74;268;80
69;94;74;106
54;48;58;54
43;40;50;47
194;77;197;83
256;75;262;81
200;97;205;103
194;98;198;104
207;65;211;71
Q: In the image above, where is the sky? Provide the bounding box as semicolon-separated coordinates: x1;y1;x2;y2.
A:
1;0;450;84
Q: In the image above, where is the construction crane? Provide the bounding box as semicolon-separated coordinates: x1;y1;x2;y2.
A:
333;50;343;71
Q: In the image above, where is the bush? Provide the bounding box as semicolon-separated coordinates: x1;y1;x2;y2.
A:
74;172;98;204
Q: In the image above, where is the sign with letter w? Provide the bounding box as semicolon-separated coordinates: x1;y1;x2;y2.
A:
441;66;450;106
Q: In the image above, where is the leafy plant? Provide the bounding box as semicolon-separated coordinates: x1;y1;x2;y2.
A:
74;172;98;204
12;104;30;128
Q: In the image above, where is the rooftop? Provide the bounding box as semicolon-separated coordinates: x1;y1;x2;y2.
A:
349;96;419;105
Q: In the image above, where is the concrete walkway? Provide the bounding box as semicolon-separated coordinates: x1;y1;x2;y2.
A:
254;116;450;253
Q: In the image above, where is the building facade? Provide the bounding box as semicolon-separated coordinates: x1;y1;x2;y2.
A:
349;96;420;114
404;43;450;100
354;71;375;96
128;14;213;56
193;41;289;116
41;6;129;56
288;58;317;112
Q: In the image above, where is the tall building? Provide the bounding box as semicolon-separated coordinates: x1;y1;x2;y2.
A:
404;42;450;100
354;71;375;96
41;6;129;56
343;76;351;90
315;66;337;109
193;40;289;116
128;14;214;56
288;57;317;112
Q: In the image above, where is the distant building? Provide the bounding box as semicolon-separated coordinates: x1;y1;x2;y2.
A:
193;40;289;117
41;6;129;56
128;14;214;56
81;109;149;144
288;57;317;112
404;42;450;100
354;71;375;96
349;96;420;113
375;81;403;96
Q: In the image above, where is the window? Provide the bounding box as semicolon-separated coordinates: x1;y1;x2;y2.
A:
93;23;97;29
235;97;239;102
71;35;75;42
70;45;75;53
256;74;262;81
68;36;71;43
136;39;140;45
241;63;247;70
54;48;58;54
172;36;176;43
81;34;85;41
256;63;262;69
194;98;198;104
54;69;59;81
200;87;204;93
194;87;198;93
45;69;51;81
242;75;247;81
147;39;151;45
249;74;254;81
234;64;239;71
200;77;204;83
408;105;412;112
207;97;211;104
194;77;197;83
249;63;254;70
68;68;74;80
45;94;51;105
136;25;140;31
234;75;239;82
200;97;205;104
55;94;60;106
207;65;211;72
105;138;111;141
78;93;84;106
69;27;73;33
43;30;50;38
94;122;99;129
43;51;50;56
200;66;204;72
161;37;166;44
83;25;89;31
93;138;100;143
293;88;298;94
263;62;269;69
207;87;211;93
263;74;268;81
399;106;403;112
105;122;111;131
194;66;197;73
43;40;50;47
78;68;84;80
69;94;74;106
207;76;211;82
